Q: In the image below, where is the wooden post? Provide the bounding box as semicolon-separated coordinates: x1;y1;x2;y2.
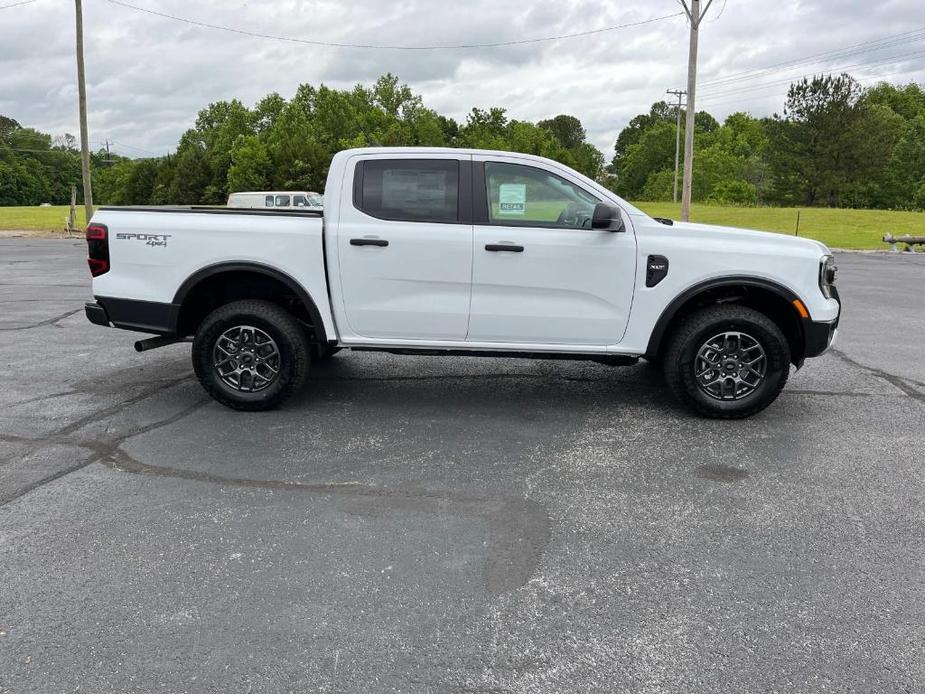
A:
679;0;715;222
667;89;686;205
795;210;801;237
69;185;77;234
75;0;94;221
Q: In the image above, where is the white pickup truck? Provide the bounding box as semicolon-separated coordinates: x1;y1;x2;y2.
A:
84;147;840;418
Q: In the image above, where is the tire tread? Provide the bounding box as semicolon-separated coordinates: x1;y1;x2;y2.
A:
192;300;309;411
663;305;790;419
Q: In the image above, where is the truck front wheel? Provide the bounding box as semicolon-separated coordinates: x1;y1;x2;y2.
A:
663;305;791;419
192;300;310;411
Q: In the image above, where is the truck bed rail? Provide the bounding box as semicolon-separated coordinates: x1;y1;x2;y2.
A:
98;205;323;218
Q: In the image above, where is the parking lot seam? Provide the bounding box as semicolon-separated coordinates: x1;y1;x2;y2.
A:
830;349;925;404
0;307;82;332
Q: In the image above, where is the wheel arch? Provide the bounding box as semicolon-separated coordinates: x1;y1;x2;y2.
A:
645;276;808;365
173;262;327;343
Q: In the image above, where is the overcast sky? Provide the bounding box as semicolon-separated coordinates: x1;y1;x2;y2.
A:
2;0;924;158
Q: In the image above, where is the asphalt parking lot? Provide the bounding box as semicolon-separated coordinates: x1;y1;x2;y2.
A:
1;238;923;693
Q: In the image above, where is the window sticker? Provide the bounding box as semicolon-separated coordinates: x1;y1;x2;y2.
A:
382;169;448;210
498;183;526;215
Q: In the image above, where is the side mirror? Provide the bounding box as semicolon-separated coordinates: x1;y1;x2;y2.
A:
591;203;625;232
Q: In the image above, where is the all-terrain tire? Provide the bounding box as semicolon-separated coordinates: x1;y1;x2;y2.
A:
192;300;310;411
663;305;790;419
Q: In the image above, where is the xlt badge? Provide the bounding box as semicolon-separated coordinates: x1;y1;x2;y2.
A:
646;255;669;287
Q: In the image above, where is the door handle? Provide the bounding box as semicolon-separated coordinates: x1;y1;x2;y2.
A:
350;238;389;247
485;244;524;253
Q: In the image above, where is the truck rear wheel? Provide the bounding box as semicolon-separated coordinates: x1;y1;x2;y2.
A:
663;305;790;419
192;300;309;411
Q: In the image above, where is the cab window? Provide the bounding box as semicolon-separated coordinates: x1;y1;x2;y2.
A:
275;195;291;207
484;162;598;229
293;195;308;207
265;195;274;207
356;159;459;223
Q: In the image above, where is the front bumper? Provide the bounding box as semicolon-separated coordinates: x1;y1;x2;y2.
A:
803;286;840;358
804;319;838;357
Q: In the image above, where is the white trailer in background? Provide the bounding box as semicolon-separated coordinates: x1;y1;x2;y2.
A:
227;191;323;211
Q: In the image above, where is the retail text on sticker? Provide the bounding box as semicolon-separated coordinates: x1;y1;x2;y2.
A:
499;183;526;215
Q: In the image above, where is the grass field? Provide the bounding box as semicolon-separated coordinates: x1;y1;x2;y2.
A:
632;202;924;250
0;206;87;234
1;203;922;249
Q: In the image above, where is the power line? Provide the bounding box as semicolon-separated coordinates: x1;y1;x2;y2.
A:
0;0;36;10
0;147;79;153
706;0;728;23
700;25;925;88
697;66;925;109
95;139;160;156
701;26;925;87
105;0;684;50
700;47;925;101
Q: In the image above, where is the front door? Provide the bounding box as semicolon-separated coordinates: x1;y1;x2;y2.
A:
336;156;473;341
468;158;636;346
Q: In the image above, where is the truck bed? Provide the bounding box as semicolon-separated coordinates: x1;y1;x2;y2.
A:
89;205;334;338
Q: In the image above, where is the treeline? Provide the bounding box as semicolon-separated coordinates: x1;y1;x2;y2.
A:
3;73;924;210
95;74;603;206
0;117;94;205
0;75;602;207
610;75;925;209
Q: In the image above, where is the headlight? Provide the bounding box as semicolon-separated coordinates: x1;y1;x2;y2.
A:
819;255;837;299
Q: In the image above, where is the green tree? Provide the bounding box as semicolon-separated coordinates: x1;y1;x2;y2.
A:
611;119;676;199
864;82;925;121
228;135;272;193
768;74;898;206
538;115;586;149
877;115;925;209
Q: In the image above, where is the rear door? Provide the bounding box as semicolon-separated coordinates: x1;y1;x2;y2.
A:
335;155;473;341
468;157;636;346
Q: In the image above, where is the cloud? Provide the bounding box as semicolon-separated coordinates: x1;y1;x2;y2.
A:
1;0;922;158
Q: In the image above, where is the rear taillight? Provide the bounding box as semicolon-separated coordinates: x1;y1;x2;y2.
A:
86;223;110;277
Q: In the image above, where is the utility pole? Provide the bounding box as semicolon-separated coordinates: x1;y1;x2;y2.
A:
103;139;115;166
666;89;687;205
75;0;93;222
678;0;715;222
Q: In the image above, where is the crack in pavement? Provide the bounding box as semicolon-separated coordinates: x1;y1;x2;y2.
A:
0;307;82;331
0;283;88;288
3;340;917;596
1;379;552;596
0;373;200;504
0;298;80;303
830;348;925;404
100;446;551;596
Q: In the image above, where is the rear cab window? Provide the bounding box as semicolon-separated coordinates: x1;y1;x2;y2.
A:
265;195;274;207
354;159;460;223
275;195;291;208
